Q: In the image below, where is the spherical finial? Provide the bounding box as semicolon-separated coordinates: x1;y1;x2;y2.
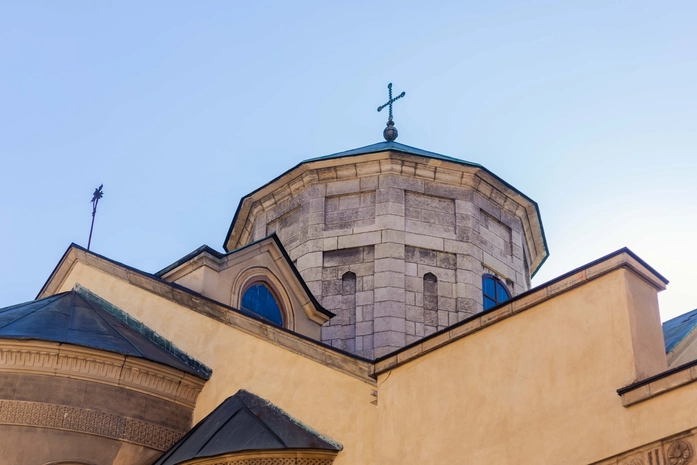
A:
383;117;398;141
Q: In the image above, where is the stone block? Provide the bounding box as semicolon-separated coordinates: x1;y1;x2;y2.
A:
382;229;405;244
296;252;323;271
456;297;479;314
322;325;340;340
374;258;404;273
323;248;363;267
317;167;337;181
406;262;417;276
406;305;423;321
374;287;405;302
338;231;381;249
405;275;422;292
322;294;342;309
437;251;457;269
376;187;405;204
362;275;374;291
323;237;338;251
405;191;455;213
405;320;416;335
374;301;405;318
360;175;379;191
418;265;455;282
356;321;374;336
374;271;404;288
424;180;470;200
374;316;405;333
379;174;424;192
375;243;405;260
405;291;415;305
376;202;405;217
438;311;449;327
375;213;405;229
439;296;456;312
373;330;406;349
356;290;374;306
405;233;444;251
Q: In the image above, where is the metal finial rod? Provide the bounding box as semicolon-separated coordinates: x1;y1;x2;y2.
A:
87;184;104;251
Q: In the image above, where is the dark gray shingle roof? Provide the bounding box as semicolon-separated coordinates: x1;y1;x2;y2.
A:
0;290;209;378
153;389;342;465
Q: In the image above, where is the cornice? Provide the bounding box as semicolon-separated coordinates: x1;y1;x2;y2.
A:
224;150;549;275
0;340;205;408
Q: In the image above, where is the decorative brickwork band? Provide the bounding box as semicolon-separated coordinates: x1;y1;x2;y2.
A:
0;400;183;451
591;427;695;465
177;451;337;465
0;340;205;408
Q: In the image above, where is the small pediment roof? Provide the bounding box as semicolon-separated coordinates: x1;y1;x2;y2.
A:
153;389;342;465
0;288;210;379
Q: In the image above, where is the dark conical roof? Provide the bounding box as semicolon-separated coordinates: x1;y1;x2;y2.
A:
153;389;342;465
0;290;208;378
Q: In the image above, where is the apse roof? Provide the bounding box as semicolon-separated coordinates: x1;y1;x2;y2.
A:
663;308;697;353
0;289;210;378
153;389;342;465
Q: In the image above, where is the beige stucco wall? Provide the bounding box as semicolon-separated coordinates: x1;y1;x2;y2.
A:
57;262;377;465
373;268;689;464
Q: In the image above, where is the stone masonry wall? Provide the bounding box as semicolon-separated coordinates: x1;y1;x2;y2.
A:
241;155;531;358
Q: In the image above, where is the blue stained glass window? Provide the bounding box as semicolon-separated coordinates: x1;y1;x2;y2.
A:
241;284;283;326
482;274;511;311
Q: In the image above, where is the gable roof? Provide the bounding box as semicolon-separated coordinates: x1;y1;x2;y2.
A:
153;389;342;465
154;234;334;320
223;140;549;276
663;308;697;353
0;289;210;378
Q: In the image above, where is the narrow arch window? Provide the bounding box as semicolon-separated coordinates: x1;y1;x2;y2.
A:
482;274;511;310
241;283;283;326
423;273;438;330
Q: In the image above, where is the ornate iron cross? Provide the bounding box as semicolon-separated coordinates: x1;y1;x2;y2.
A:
87;184;104;251
377;83;406;141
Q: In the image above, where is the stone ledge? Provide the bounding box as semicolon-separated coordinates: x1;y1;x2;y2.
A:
618;359;697;407
371;248;668;376
0;340;205;409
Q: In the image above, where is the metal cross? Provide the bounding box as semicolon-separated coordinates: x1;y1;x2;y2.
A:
377;83;406;119
87;184;104;251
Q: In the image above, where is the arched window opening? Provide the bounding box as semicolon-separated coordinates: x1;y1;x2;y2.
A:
482;274;511;311
241;283;283;326
423;273;438;331
340;272;357;353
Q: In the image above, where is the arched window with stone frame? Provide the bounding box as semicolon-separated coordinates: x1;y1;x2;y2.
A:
423;272;438;334
482;273;511;311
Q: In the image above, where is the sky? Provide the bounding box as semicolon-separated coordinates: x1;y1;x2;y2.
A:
1;1;696;321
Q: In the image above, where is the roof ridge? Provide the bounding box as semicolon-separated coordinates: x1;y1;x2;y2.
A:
74;284;212;379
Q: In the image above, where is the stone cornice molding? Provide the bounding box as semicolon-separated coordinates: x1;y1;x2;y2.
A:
225;150;548;275
590;426;696;464
176;450;337;465
0;399;183;451
0;340;205;408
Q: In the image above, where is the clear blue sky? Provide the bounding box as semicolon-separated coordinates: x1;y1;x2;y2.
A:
1;1;696;320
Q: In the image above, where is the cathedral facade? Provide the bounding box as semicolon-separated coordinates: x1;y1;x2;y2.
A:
1;139;696;465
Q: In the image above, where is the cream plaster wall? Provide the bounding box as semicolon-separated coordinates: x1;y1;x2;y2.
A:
373;268;687;465
57;262;377;465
